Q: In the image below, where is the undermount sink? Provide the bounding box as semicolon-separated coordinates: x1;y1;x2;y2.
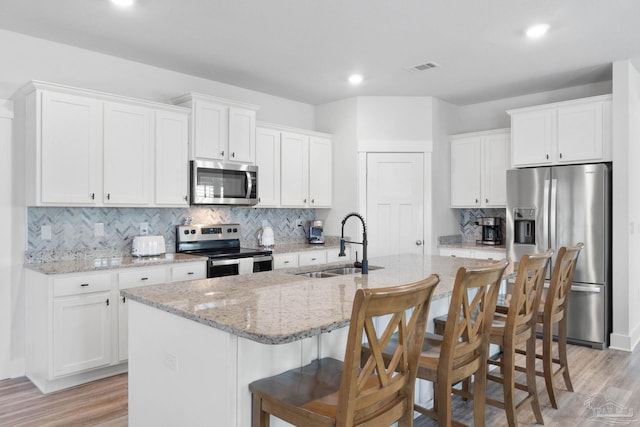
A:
296;265;383;278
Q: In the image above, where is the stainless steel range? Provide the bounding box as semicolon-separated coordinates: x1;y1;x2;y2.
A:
176;224;273;278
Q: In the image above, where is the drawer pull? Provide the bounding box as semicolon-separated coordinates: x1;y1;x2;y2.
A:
141;277;149;281
80;283;89;287
284;261;290;264
187;272;194;275
122;296;126;303
106;298;110;306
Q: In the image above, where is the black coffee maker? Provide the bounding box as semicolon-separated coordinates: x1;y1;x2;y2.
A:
475;217;502;245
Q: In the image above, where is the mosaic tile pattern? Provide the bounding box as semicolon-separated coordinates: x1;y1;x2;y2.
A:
459;208;506;242
27;206;317;261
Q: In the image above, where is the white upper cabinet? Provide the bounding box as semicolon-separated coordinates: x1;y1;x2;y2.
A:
103;102;152;205
173;93;259;164
255;126;281;207
38;91;103;205
308;136;332;208
17;81;191;207
257;123;332;208
155;110;190;206
450;129;510;208
508;95;611;167
280;132;309;207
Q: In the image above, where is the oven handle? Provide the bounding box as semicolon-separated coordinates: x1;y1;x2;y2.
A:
209;258;241;267
253;255;273;263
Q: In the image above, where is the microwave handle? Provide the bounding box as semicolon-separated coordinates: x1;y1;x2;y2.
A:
246;171;252;199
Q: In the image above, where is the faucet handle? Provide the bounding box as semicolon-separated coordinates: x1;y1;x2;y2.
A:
354;251;362;268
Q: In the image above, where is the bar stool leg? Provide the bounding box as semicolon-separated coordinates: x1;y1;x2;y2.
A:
503;349;518;427
526;333;544;424
558;317;574;392
473;361;487;427
542;321;559;409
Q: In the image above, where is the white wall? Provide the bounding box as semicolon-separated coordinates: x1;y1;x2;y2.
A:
454;81;613;134
315;98;359;239
356;96;433;141
430;98;461;253
0;100;13;379
611;60;640;351
0;29;315;129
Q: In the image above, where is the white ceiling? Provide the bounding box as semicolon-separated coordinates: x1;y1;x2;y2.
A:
1;0;639;106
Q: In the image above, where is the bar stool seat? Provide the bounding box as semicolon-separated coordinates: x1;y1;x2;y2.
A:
249;275;439;427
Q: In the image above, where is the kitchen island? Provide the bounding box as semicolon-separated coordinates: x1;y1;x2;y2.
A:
122;253;506;427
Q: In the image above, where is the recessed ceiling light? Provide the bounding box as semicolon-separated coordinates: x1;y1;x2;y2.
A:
348;74;363;85
526;24;550;39
111;0;134;7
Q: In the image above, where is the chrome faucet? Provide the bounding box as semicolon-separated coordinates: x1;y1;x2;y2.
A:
339;212;368;274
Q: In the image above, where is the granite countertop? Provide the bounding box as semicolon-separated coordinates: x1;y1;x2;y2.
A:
438;242;507;252
121;254;512;345
24;253;207;275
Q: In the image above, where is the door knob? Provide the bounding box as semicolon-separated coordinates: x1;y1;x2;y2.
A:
416;240;423;246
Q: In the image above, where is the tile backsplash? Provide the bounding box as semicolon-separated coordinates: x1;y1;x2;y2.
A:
459;208;506;242
26;207;317;262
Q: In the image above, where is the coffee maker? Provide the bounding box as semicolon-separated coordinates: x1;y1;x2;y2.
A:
308;220;324;244
475;217;502;245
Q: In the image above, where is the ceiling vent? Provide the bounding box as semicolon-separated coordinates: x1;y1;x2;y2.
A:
405;62;440;72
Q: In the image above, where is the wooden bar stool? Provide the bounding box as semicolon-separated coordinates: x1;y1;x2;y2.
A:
515;243;584;409
414;259;508;427
248;275;439;427
486;249;553;427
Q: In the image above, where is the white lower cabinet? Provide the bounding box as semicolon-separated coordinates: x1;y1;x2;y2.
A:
438;247;506;260
25;259;206;393
273;247;352;270
298;251;327;267
273;253;299;269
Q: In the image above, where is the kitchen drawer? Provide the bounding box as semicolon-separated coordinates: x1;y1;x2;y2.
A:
53;273;112;297
273;253;299;269
438;248;472;258
118;267;167;290
171;262;206;282
298;251;327;267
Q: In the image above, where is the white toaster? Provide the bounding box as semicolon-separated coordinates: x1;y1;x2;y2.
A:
131;235;166;257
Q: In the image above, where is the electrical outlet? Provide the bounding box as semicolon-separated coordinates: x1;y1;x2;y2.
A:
295;219;303;227
41;225;52;240
163;351;178;373
94;223;104;237
140;222;149;236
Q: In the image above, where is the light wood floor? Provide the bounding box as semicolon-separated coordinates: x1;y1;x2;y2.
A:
0;344;638;426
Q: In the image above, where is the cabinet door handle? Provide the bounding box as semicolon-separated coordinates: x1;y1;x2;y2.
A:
546;154;549;159
80;283;89;287
221;150;225;156
184;195;188;201
485;198;489;203
311;199;315;204
187;272;194;275
122;295;126;303
284;260;290;264
90;193;95;200
475;198;479;204
303;198;307;203
231;152;235;158
141;277;148;281
106;298;110;306
559;153;563;159
106;193;111;200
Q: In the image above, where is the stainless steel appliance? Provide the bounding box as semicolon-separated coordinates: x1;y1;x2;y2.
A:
176;224;272;277
475;217;502;245
190;160;258;205
506;163;611;349
308;220;324;244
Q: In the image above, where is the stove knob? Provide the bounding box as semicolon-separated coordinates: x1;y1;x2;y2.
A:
233;228;238;232
227;228;232;233
191;230;196;234
183;230;189;235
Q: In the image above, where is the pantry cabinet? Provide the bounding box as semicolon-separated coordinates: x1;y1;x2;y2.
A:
450;129;510;208
257;122;332;208
16;81;191;207
508;95;612;167
173;92;259;164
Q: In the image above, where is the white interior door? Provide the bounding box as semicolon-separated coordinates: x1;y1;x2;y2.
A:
367;153;424;257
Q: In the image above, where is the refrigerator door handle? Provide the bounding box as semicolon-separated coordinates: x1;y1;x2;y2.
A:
550;178;558;251
572;284;601;293
543;178;550;252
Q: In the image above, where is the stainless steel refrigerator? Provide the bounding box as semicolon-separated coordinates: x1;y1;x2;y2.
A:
506;163;611;349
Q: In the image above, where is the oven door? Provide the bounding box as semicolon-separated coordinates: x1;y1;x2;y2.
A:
208;258;240;277
191;160;258;205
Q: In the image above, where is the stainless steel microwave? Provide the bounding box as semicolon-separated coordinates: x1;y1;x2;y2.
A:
190;160;258;205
